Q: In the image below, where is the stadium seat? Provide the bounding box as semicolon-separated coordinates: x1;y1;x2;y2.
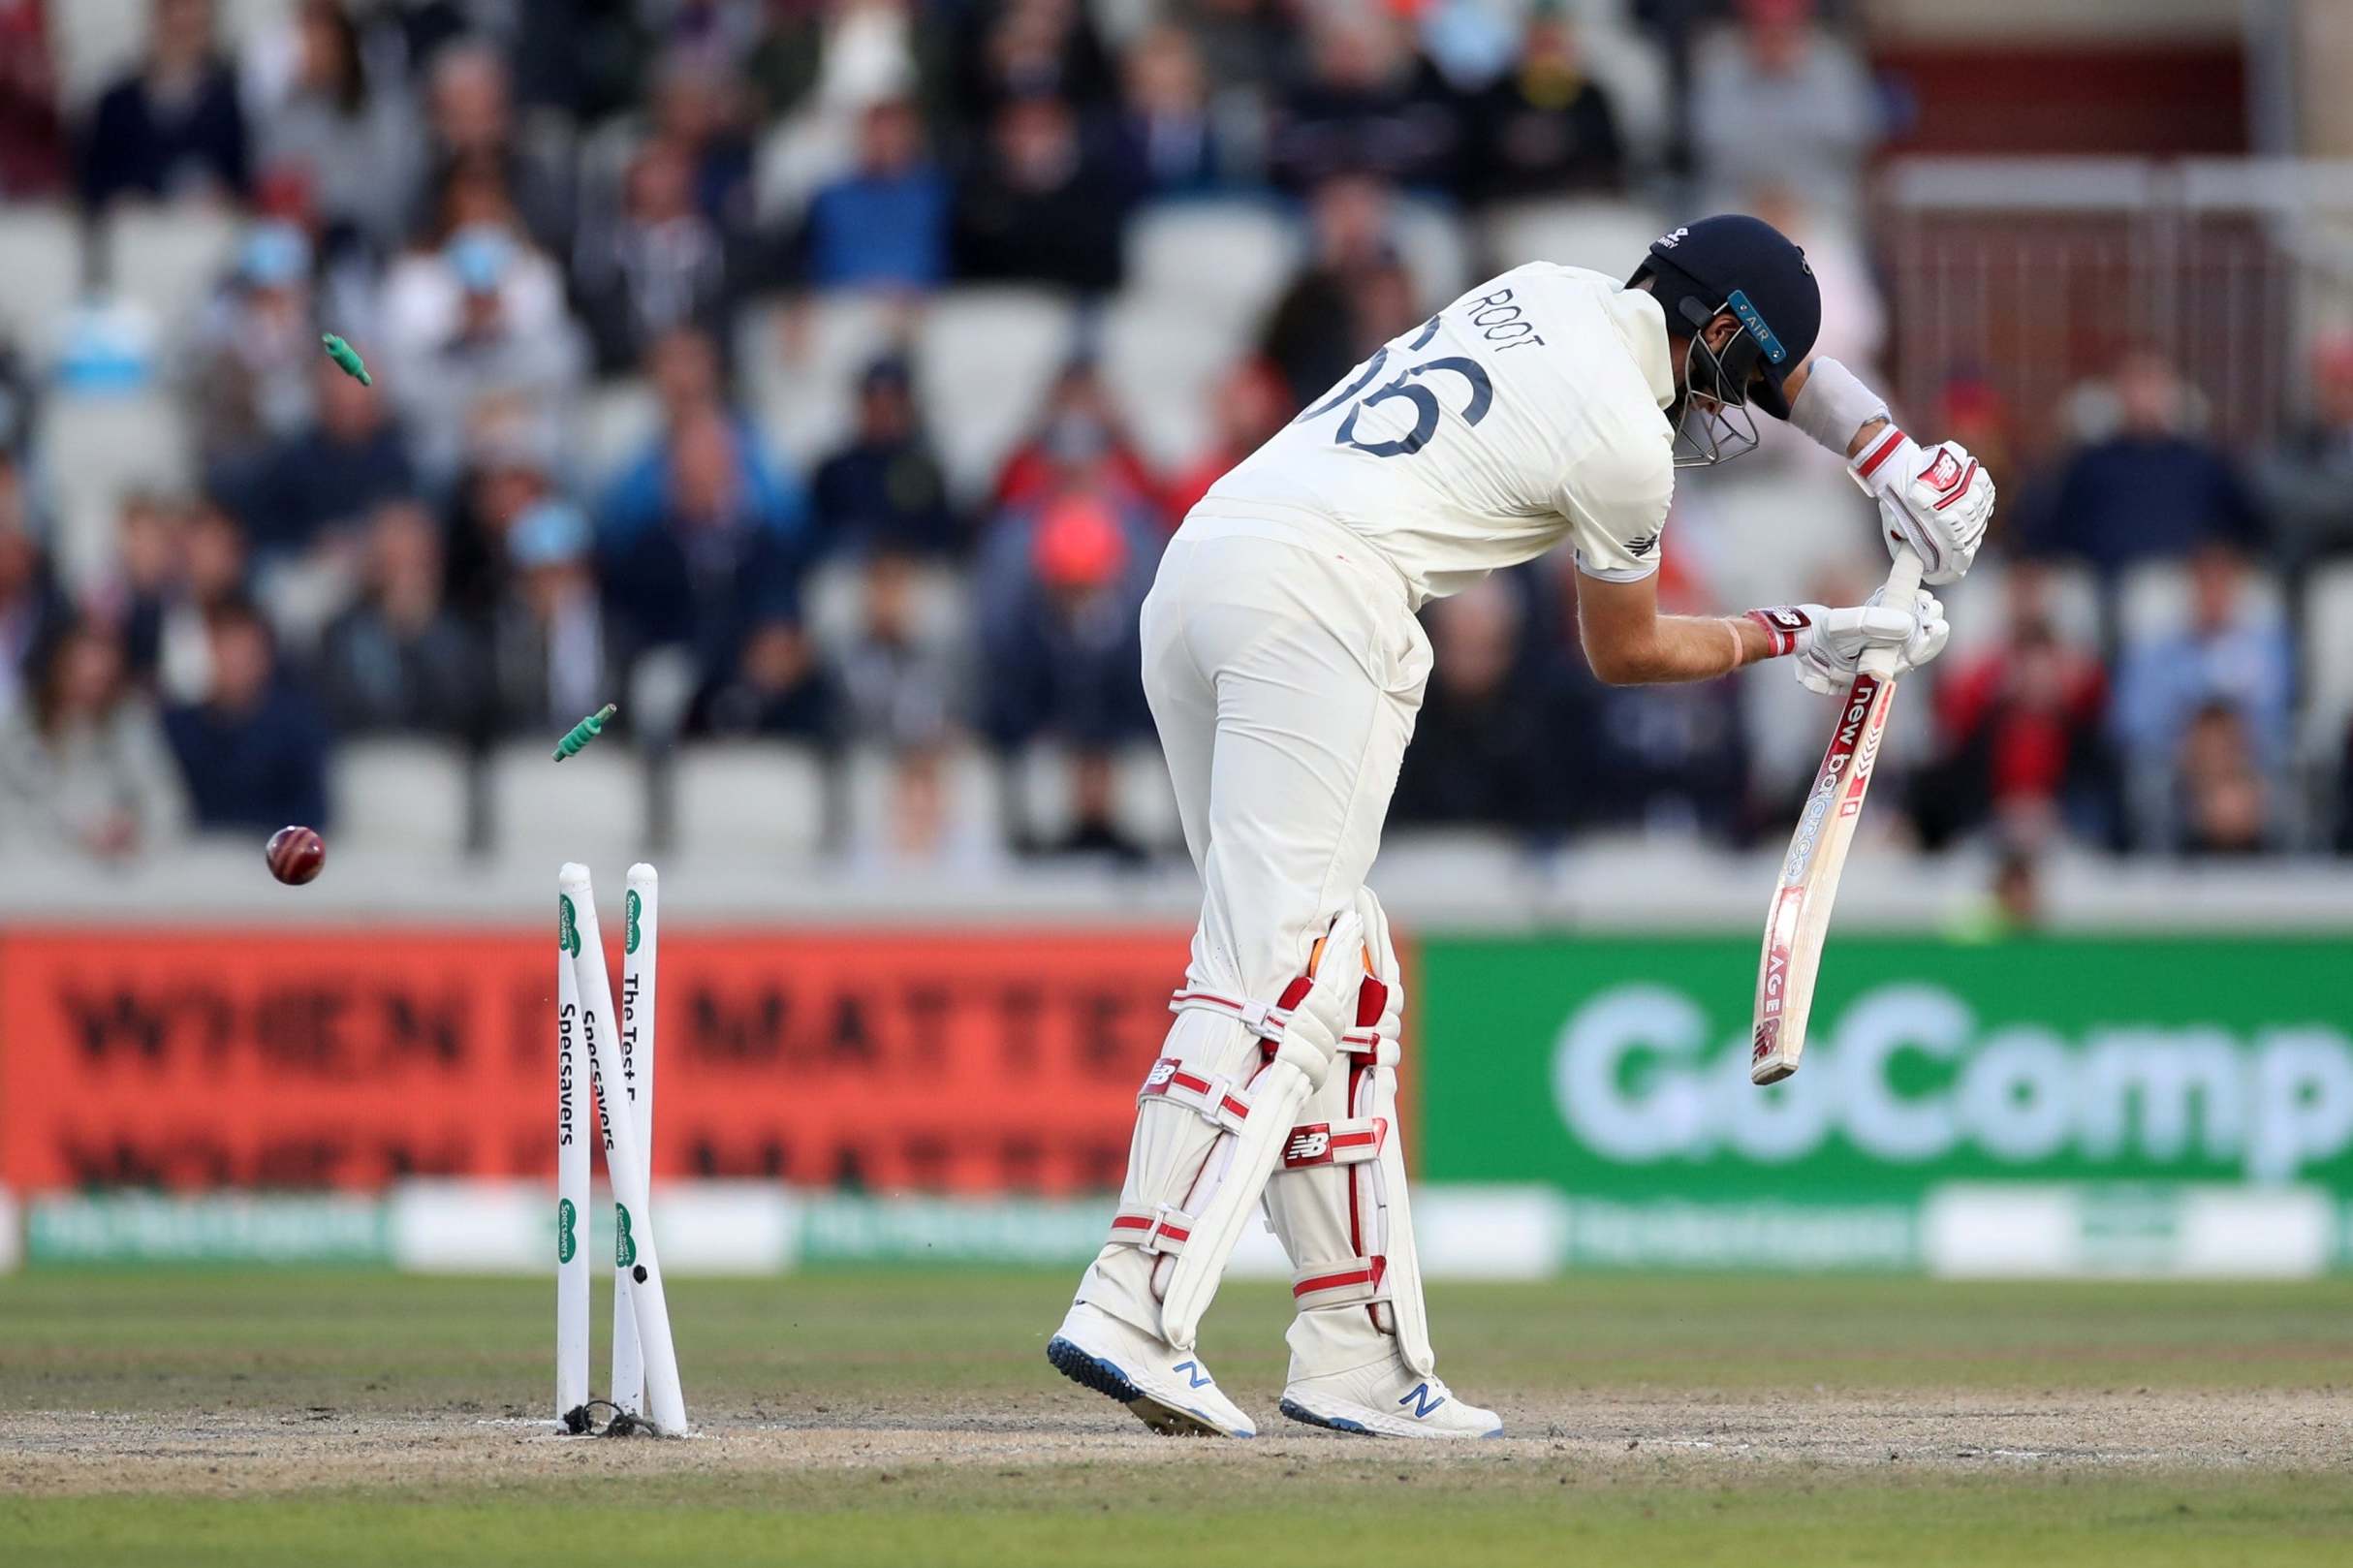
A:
1941;557;2105;661
913;288;1082;503
1124;199;1302;334
799;554;970;666
1009;741;1182;852
47;0;146;106
1392;197;1474;313
330;738;474;860
1096;294;1248;473
2117;557;2286;649
739;293;907;469
1578;18;1675;172
578;379;662;486
671;741;831;862
100;207;240;329
1481;197;1669;276
840;742;1006;867
486;739;650;870
2298;562;2353;763
39;391;194;592
0;205;86;354
54;0;307;99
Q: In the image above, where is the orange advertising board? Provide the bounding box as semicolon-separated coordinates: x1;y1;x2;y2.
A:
0;926;1191;1195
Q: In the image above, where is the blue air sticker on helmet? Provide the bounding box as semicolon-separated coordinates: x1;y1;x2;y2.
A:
1726;290;1788;363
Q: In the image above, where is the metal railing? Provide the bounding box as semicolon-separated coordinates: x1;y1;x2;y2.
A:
1880;157;2353;452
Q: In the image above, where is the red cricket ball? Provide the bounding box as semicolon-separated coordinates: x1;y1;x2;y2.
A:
266;825;326;886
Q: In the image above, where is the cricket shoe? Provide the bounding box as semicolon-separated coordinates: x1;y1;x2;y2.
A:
1047;1301;1256;1438
1279;1358;1501;1439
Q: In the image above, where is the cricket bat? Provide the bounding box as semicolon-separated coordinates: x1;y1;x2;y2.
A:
1749;549;1924;1085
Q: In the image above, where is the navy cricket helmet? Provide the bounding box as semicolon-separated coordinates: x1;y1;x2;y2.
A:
1630;214;1821;465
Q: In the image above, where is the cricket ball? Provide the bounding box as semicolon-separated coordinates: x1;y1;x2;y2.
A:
266;825;326;886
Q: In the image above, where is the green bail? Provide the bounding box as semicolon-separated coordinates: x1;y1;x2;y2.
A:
320;333;372;387
551;703;617;762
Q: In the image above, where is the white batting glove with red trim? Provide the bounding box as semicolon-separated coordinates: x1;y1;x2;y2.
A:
1748;586;1949;697
1849;428;1993;586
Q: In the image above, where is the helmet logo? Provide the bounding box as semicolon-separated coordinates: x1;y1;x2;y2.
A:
1726;289;1788;364
1655;227;1690;249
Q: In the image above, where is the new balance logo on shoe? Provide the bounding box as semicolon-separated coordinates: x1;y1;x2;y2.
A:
1173;1361;1213;1390
1398;1382;1447;1419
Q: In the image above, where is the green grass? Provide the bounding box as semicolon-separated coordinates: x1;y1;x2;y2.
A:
8;1270;2350;1411
10;1469;2353;1568
6;1270;2352;1565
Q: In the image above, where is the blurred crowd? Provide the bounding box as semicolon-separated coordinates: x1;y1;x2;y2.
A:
0;0;2348;873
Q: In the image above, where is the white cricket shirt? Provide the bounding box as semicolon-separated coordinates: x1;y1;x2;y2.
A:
1193;264;1678;607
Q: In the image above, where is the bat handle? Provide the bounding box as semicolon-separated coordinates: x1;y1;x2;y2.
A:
1857;548;1926;679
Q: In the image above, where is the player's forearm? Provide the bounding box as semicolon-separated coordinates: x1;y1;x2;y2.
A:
1587;613;1772;685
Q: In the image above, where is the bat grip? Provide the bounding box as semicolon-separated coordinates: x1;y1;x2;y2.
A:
1857;549;1926;678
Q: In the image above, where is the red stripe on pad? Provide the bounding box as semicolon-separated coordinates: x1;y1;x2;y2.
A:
1294;1268;1375;1298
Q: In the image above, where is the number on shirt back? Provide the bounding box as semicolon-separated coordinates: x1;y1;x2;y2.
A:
1295;317;1493;459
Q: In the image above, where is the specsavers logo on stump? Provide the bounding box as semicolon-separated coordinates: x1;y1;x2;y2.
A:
1418;937;2353;1198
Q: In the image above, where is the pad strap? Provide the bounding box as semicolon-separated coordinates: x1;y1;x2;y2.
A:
1137;1055;1251;1134
1276;1116;1386;1171
1292;1255;1387;1310
1108;1204;1194;1256
1172;981;1393;1058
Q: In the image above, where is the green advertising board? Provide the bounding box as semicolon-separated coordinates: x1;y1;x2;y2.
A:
1415;936;2353;1270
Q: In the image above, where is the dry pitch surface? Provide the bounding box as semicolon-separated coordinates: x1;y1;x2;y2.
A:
3;1270;2349;1565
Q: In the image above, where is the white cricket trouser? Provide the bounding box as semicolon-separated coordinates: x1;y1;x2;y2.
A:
1074;510;1430;1365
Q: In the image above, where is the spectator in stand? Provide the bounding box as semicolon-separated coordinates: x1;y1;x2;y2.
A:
162;596;330;832
1259;172;1420;407
1269;8;1460;194
488;498;629;737
687;616;834;738
409;40;574;255
2257;333;2353;570
0;617;188;861
314;501;484;737
441;413;562;619
1391;577;1553;830
2114;543;2293;851
992;359;1159;517
1165;357;1291;519
185;223;319;468
605;331;806;548
959;0;1117;119
975;487;1157;856
2028;351;2263;576
2176;703;2275;857
1175;0;1297;102
0;0;65;198
249;0;422;254
600;403;805;674
811;356;960;557
1913;564;2115;850
0;457;66;720
1689;0;1875;214
574;137;738;375
380;165;584;482
235;353;419;565
79;0;250;207
1110;26;1223;200
648;51;760;240
831;550;965;749
953;92;1128;293
800;96;950;293
1469;4;1625;204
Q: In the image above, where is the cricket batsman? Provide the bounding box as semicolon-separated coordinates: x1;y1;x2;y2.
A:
1048;215;1995;1437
